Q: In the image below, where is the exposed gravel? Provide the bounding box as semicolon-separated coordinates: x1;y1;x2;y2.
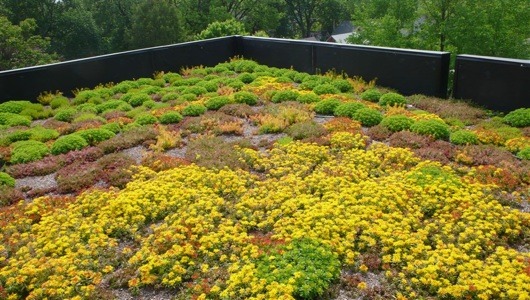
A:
15;173;57;190
113;288;174;300
121;146;148;164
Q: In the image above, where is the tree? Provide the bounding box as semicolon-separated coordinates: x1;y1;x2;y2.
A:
284;0;325;38
196;19;248;39
0;17;58;70
127;0;186;49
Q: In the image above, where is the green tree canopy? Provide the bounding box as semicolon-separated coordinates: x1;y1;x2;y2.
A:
196;19;248;39
0;17;58;70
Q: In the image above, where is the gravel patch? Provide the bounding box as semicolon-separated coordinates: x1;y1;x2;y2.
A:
113;288;174;300
121;146;147;164
165;147;187;158
15;173;57;190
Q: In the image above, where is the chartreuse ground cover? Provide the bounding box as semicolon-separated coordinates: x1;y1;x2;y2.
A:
0;59;530;299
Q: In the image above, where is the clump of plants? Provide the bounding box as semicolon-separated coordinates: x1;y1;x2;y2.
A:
134;113;158;125
182;104;207;116
51;134;89;155
334;102;366;118
380;115;414;132
314;99;341;115
10;140;50;164
285;121;327;140
503;108;530;127
0;112;31;127
159;111;183;124
271;90;300;103
313;83;340;95
205;96;232;110
297;93;320;104
0;172;15;187
75;128;116;146
353;108;383;127
450;130;479;145
379;92;407;107
410;119;450;140
517;147;530;160
388;131;433;149
361;89;383;102
233;91;258;105
54;108;77;122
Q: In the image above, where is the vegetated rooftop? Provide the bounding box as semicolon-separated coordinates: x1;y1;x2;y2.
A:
0;58;529;299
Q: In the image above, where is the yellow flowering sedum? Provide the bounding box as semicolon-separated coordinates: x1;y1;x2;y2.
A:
1;134;529;299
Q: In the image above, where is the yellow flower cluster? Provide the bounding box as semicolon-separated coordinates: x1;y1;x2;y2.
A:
1;133;529;299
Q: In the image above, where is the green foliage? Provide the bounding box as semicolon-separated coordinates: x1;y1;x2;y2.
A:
380;115;414;132
75;128;116;146
179;93;198;102
29;126;59;142
361;89;383;102
159;111;183;124
238;72;256;84
331;79;353;93
503;108;530;127
314;99;341;115
333;102;366;118
0;17;57;70
227;79;245;90
197;19;248;40
161;92;180;102
313;83;340;95
0;172;15;187
205;96;231;110
271;90;300;103
95;100;129;114
10;140;49;164
183;86;208;96
128;0;185;49
182;104;207;116
128;93;151;107
0;112;31;127
255;238;340;299
53;108;77;122
353;108;383;127
51;134;88;155
50;96;70;109
297;93;320;104
196;81;218;93
450;130;479;145
410;119;451;140
0;100;33;114
379;92;407;107
73;90;101;105
517;147;530;160
134;113;158;125
101;122;122;134
233;91;258;105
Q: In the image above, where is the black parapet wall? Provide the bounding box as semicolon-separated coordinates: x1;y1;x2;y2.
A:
453;55;530;112
239;36;450;98
0;37;237;101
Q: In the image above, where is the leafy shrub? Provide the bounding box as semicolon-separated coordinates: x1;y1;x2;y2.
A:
285;121;327;140
330;132;367;150
276;76;293;83
54;108;77;122
410;119;450;140
128;93;151;107
361;89;383;102
72;113;106;124
161;92;179;102
219;103;255;118
313;83;340;95
96;153;136;188
379;92;407;107
233;91;258;105
29;127;60;142
76;103;98;114
95;100;128;114
98;126;157;154
333;102;366;118
232;59;259;73
205;96;231;110
134;113;158;125
183;86;208;96
56;161;99;194
450;130;479;145
159;111;183;124
0;113;31;127
0;100;32;114
0;186;24;207
380;115;414;132
196;19;248;40
353;108;383;127
73;90;101;105
505;137;530;153
388;131;433;149
255;238;340;299
297;93;320;104
366;124;393;141
50;96;70;109
503;108;530;127
517;147;530;160
51;134;89;155
331;79;353;92
299;79;321;90
179;93;198;102
0;172;15;187
182;104;207;116
112;81;137;93
10;140;50;164
314;99;341;115
271;90;300;103
238;72;256;84
227;79;245;90
75;128;116;146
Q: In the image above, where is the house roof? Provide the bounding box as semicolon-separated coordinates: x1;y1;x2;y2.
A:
328;32;353;44
332;21;355;35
